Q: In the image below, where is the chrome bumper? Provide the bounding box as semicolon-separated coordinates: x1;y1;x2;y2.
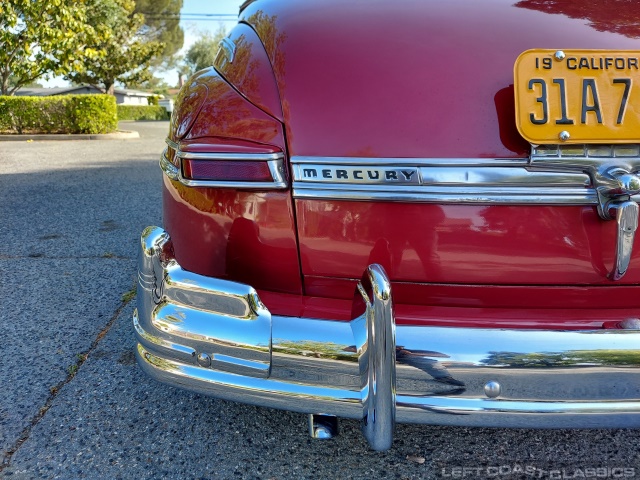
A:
135;226;640;451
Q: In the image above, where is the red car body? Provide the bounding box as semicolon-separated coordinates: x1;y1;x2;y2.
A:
135;0;640;450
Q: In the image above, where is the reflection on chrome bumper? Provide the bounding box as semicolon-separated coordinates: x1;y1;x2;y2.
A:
135;226;640;451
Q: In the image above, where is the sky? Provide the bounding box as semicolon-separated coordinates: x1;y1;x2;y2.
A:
167;0;245;86
43;0;245;89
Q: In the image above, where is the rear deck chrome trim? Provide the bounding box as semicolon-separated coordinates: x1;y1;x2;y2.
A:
292;148;640;205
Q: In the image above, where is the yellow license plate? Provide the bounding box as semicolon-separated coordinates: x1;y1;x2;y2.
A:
514;49;640;144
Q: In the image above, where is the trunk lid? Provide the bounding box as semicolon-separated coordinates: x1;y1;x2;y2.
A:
242;0;640;292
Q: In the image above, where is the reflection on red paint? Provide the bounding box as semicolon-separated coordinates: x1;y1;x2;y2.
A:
515;0;640;39
163;176;302;295
296;200;640;285
215;23;283;120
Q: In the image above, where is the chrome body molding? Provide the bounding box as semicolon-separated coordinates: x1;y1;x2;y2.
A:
160;144;287;189
135;226;640;450
292;160;593;204
291;148;640;205
239;0;256;13
177;152;283;161
165;137;180;151
159;152;180;181
214;36;236;71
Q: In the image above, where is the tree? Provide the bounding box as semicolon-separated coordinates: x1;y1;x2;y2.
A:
65;0;164;94
183;25;228;77
134;0;184;65
115;0;185;90
8;75;43;89
0;1;97;95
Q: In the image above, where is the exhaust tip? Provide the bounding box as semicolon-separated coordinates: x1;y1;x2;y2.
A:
308;414;339;439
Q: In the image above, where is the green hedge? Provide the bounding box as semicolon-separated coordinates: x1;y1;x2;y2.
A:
117;104;168;121
0;94;117;134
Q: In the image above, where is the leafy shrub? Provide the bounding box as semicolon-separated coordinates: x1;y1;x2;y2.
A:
68;96;117;133
0;95;117;134
117;104;168;121
147;95;160;106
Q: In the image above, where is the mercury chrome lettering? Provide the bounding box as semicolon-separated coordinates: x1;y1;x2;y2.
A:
295;165;420;184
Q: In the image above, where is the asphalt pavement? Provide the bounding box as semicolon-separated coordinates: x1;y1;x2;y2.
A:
1;121;640;479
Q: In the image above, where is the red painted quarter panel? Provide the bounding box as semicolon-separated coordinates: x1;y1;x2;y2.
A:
165;65;301;295
163;176;302;295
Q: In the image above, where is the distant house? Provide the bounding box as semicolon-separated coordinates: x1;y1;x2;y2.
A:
14;85;157;105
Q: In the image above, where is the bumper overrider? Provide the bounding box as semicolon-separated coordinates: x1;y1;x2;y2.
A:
134;226;640;451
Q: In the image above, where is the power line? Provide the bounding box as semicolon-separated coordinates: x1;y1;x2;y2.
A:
139;11;241;23
141;13;238;17
179;13;238;16
143;15;239;22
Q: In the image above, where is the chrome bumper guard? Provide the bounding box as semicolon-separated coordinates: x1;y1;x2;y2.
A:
135;226;640;451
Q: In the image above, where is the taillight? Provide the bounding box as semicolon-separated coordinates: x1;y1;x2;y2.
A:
182;159;273;182
161;147;287;190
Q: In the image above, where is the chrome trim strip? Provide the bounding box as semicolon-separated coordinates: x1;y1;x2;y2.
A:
291;157;591;204
160;151;179;181
178;176;287;189
420;167;588;186
290;152;640;205
219;38;236;64
293;162;591;203
165;137;179;150
136;226;640;450
133;311;196;360
293;188;596;205
177;152;284;161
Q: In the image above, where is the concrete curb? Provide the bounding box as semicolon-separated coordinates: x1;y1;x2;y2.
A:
0;130;140;141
